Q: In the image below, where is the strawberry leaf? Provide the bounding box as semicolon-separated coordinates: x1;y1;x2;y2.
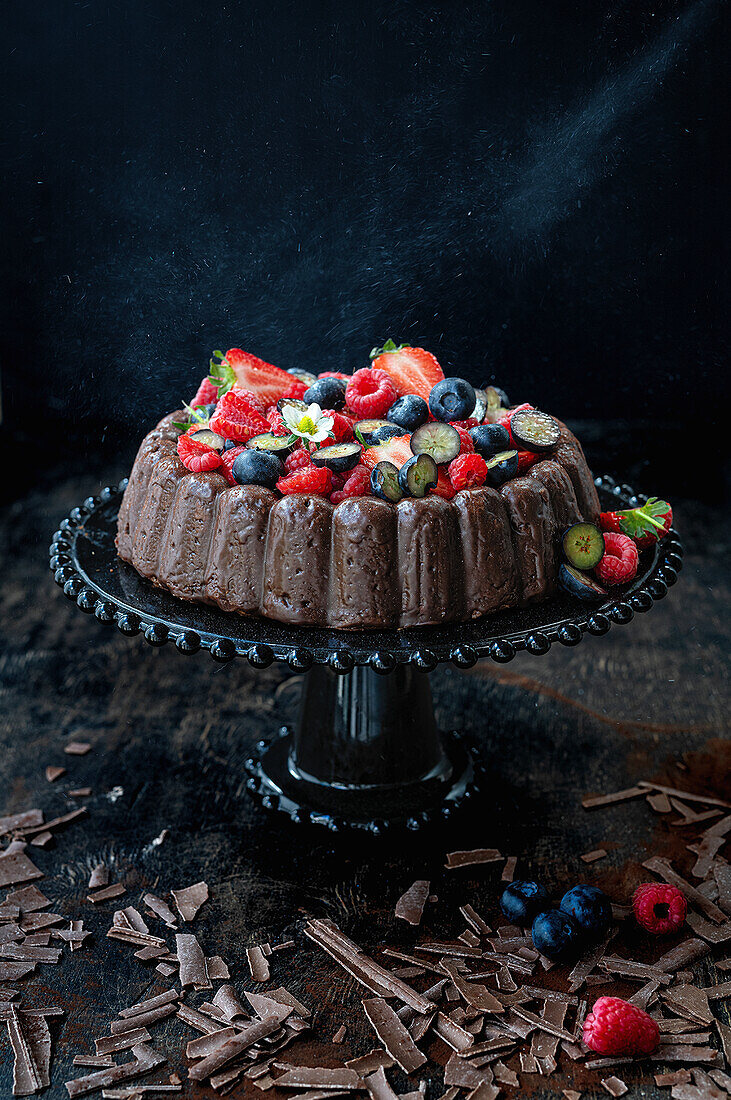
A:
370;338;407;359
616;497;671;538
208;353;237;396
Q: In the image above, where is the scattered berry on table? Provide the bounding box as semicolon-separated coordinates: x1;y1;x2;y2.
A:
470;423;512;459
346;368;398;419
594;532;639;585
177;433;224;473
209;389;270;443
276;464;333;497
304;377;348;410
190;376;219;408
331;465;372;504
369;341;444;402
632;882;687;934
284;448;313;474
583;996;660;1056
231;449;283;489
223;347;299;406
559;884;612;938
448;453;488;490
499;881;549;924
531;909;581;959
562;523;606;571
428;377;477;422
398;453;438;498
410;422;462;465
387;394;430;432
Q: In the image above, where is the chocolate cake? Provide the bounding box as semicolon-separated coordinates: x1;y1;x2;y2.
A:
116;397;600;629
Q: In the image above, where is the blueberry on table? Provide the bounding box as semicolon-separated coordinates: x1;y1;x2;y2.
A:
246;432;298;458
560;885;612;938
303;377;347;410
470;423;512;459
387;394;429;432
485;449;519;486
370;461;404;503
354;419;404;447
398;453;438;498
500;880;549;924
188;428;225;451
559;564;608;604
410;422;461;464
231;450;283;489
531;909;581;959
311;442;362;474
510;409;562;453
428;377;476;422
562;523;605;570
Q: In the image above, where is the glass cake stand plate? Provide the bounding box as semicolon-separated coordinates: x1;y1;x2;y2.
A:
50;475;682;833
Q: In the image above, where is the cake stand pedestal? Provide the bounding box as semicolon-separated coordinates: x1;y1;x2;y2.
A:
50;476;682;833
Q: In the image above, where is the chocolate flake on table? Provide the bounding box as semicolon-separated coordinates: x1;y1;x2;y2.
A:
500;858;517;883
110;1002;179;1035
581;786;646;809
580;849;608;863
20;913;63;933
395;881;430;926
444;850;502;870
88;866;109;890
647;791;673;813
567;929;614;992
433;1012;475;1052
96;1028;153;1055
655;938;711;972
206;956;230;980
65;1043;166;1098
440;961;504;1013
44;766;66;783
0;943;61;963
176;1004;224;1035
175;933;211;989
4;1004;55;1096
88;884;126;904
171;881;208;923
17;808;88;840
332;1024;347;1043
186;1027;238;1059
686;912;731;943
68;788;92;798
214;983;249;1019
345;1050;395;1075
143;894;177;928
702;980;731;1000
362;997;427;1073
599;955;671;984
362;1064;399;1100
73;1056;114;1068
0;812;44;836
247;945;271;983
29;833;53;849
601;1076;628;1097
64;742;92;756
119;989;180;1019
0;853;43;889
662;984;714;1025
274;1068;362;1091
188;1017;293;1082
627;980;660;1009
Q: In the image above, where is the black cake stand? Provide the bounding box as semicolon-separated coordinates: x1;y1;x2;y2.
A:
49;476;682;834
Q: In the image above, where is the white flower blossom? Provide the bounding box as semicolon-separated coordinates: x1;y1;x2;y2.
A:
281;402;334;444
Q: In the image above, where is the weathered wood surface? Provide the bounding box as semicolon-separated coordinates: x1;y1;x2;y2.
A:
0;471;728;1098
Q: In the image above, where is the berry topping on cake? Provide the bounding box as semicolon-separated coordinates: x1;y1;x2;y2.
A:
398;453;438;498
410;422;462;465
177;433;224;473
330;465;371;504
594;532;639;585
632;883;687;934
482;385;511;423
278;379;310;402
353;420;403;447
276;464;333;497
361;434;414;470
509;409;562;453
431;467;456;500
188;427;225;451
190;375;220;408
428;377;477;422
209;390;270;443
323;411;356;443
583;997;659;1056
562;522;605;570
386;394;430;432
280;402;335;445
284;447;313;474
303;377;348;410
231;449;283;489
345;368;398;418
453;426;475;453
600;498;672;547
221;347;300;407
246;433;298;459
470;423;512;458
485;449;519;486
220;444;245;485
370;461;403;503
369;340;445;401
311;442;363;474
448;453;488;490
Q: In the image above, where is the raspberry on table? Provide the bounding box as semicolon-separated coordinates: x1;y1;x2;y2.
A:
448;453;488;491
190;376;219;408
177;434;223;474
583;996;659;1056
594;532;639;585
331;464;371;504
276;465;333;497
209;389;270;443
632;882;687;934
284;447;313;474
345;368;397;419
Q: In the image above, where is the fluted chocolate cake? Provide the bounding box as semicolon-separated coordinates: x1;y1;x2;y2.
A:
116;343;602;629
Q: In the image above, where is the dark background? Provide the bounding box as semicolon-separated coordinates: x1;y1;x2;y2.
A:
2;0;728;499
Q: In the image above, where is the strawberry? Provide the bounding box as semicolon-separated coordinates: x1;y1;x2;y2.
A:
190;376;219;407
600;499;672;547
220;347;297;407
361;434;414;471
431;467;456;500
369;340;444;402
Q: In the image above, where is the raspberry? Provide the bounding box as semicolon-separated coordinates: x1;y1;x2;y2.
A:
323;410;355;444
266;407;289;436
276;465;332;496
331;465;371;504
594;532;639;585
450;418;479;431
279;379;308;401
284;447;313;474
219;445;245;486
632;883;686;934
453;426;475;454
346;368;397;418
177;434;223;473
583;996;659;1056
209;390;270;443
190;376;219;407
448;453;488;491
318;371;351;381
432;468;456;500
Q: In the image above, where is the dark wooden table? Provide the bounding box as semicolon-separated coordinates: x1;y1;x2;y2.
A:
0;463;728;1098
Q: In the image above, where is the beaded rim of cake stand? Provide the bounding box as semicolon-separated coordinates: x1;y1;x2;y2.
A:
49;474;683;673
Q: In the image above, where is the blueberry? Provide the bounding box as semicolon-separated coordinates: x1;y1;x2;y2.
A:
531;909;581;959
429;377;476;422
510;409;561;453
303;377;347;410
470;424;512;459
189;428;225;451
562;523;605;571
484;449;519;486
194;402;218;418
354;419;403;447
410;422;461;464
311;442;362;474
482;384;510;408
559;564;607;604
387;395;429;432
500;881;550;924
398;454;438;498
231;450;283;489
370;461;403;503
223;439;238;451
560;885;612;938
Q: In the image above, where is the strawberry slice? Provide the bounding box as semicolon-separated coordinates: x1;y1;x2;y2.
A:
369;341;444;402
224;347;297;407
432;467;456;500
361;434;413;470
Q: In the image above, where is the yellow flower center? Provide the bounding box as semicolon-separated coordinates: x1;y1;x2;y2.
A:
297;415;317;434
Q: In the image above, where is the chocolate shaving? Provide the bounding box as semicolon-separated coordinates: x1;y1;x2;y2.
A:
459;905;491;936
508;1006;574;1042
599;955;671;984
648;792;672;813
628;980;660;1009
176;1005;224;1035
686;912;731;943
211;984;248;1020
16;808;87;839
395;881;430;926
601;1076;628;1097
119;989;180;1018
176;933;211;990
662;984;714;1025
362;998;427;1074
96;1028;152;1055
433;1012;475;1052
0;853;43;888
274;1068;362;1091
363;1066;398;1100
171;881;208;922
655;938;711;972
0;943;60;963
45;766;65;783
582;786;645;809
444;1053;493;1090
654;1070;692;1086
65;1043;165;1097
713;863;731;916
265;987;312;1019
716;1021;731;1065
247;945;270;983
88;866;109;889
30;832;53;849
68;789;92;798
643;856;727;923
63;742;91;755
206;956;229;980
702;980;731;1000
440;961;504;1013
110;1003;178;1034
0;962;35;980
119;908;150;935
444;850;502;870
20;913;63;932
345;1051;395;1075
72;1056;114;1068
333;1025;347;1043
142;894;177;927
638;781;731;809
0;811;44;835
87;884;126;904
567;930;614;991
416;943;482;958
186;1026;238;1059
580;849;607;863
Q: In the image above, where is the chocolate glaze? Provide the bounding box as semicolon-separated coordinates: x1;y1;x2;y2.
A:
205;485;277;614
117;408;600;629
452;488;520;618
329;498;399;628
